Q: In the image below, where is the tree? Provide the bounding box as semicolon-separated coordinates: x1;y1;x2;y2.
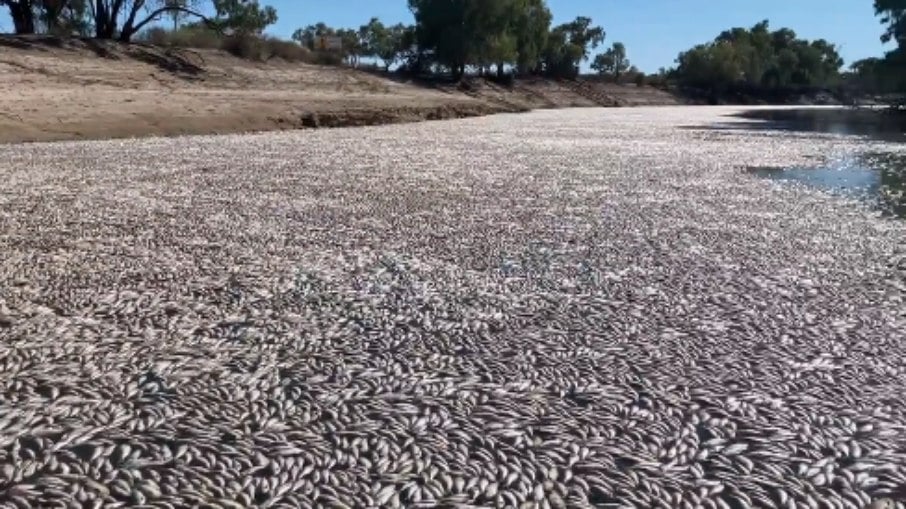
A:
335;27;363;66
2;0;94;35
359;17;387;60
164;0;188;30
292;22;364;65
511;0;551;74
408;0;471;77
88;0;212;41
592;42;630;80
408;0;525;78
876;0;906;46
360;18;411;70
542;16;604;78
672;20;843;95
1;0;36;34
874;0;906;96
541;26;583;78
292;22;333;50
847;57;897;94
676;40;743;89
210;0;275;34
556;16;605;61
467;0;518;77
39;0;92;35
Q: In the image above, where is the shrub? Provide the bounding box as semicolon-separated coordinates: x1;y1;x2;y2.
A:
634;73;645;87
309;51;344;66
220;33;266;60
168;27;223;49
262;36;311;62
136;26;170;46
136;27;316;63
136;26;222;49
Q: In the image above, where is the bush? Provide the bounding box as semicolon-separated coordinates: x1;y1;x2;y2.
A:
262;36;311;62
136;27;316;63
136;27;170;46
167;27;223;49
220;33;265;60
136;26;222;49
309;51;344;66
634;73;645;87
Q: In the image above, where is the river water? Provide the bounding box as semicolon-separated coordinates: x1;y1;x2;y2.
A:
735;108;906;218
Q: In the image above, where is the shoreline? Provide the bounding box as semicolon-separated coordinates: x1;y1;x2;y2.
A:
0;100;528;145
0;37;678;145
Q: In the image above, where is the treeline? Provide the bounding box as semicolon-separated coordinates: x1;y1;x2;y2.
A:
1;0;641;81
673;20;843;96
3;0;903;101
667;1;906;102
846;0;906;99
292;0;617;80
0;0;276;41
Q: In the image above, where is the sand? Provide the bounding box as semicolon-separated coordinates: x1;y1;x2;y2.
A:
0;36;678;144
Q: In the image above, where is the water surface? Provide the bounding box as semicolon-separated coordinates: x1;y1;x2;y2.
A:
735;108;906;218
732;108;906;142
749;153;906;218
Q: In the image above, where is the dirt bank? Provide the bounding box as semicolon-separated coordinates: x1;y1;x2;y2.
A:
0;36;678;144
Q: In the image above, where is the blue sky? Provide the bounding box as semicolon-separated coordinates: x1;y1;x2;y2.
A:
0;0;893;72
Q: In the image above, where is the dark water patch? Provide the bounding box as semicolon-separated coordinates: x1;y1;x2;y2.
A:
749;153;906;218
732;108;906;142
682;108;906;142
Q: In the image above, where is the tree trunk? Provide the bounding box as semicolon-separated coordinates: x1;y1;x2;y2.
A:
118;0;144;42
497;62;504;79
8;1;36;34
95;0;129;39
94;0;115;38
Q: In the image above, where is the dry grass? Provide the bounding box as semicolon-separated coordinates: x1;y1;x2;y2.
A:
136;27;317;63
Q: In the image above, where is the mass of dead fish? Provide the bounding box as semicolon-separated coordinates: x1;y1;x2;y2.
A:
1;106;906;508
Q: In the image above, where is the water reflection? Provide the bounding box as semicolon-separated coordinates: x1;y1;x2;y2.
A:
727;108;906;218
732;108;906;142
749;152;906;218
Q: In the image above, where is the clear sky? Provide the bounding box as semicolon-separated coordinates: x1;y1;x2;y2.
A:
0;0;893;72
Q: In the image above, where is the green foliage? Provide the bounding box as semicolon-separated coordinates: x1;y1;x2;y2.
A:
138;24;221;47
359;18;409;69
220;33;304;61
876;0;906;45
874;0;906;97
673;20;843;93
541;16;604;78
407;0;579;78
556;16;605;61
136;25;313;62
408;0;509;76
592;42;630;79
512;0;551;74
33;0;91;36
211;0;277;34
291;22;365;66
540;28;580;77
633;72;645;86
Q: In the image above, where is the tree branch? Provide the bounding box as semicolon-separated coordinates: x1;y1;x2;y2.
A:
126;5;217;39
